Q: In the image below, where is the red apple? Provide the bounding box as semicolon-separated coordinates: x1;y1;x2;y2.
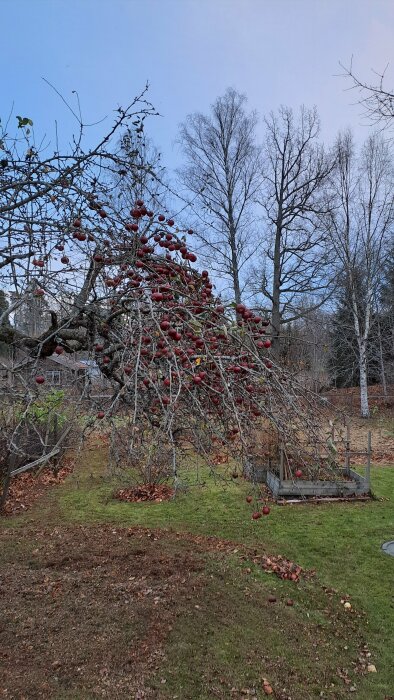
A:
35;375;45;385
262;506;270;515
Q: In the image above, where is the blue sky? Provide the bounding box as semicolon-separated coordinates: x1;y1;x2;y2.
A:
2;0;393;170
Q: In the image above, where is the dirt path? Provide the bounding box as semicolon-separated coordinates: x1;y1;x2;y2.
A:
0;524;368;700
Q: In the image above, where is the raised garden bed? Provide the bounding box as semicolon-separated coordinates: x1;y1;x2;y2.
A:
244;462;370;498
244;427;372;500
265;467;370;498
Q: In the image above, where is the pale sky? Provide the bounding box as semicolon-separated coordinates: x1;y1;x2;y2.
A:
2;0;394;169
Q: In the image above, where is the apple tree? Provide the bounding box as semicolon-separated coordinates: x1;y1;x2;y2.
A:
0;91;327;509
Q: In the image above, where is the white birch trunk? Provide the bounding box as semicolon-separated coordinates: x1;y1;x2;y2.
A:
358;340;370;418
351;282;371;418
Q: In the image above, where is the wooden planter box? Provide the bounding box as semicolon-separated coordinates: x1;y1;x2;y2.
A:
243;460;370;498
265;468;370;498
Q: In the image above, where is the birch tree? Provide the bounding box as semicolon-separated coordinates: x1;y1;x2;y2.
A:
258;106;334;358
178;88;262;303
326;130;394;417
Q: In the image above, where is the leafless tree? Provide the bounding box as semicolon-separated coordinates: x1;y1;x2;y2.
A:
116;128;167;213
325;130;394;417
177;88;262;304
340;59;394;129
258;106;335;358
280;306;331;391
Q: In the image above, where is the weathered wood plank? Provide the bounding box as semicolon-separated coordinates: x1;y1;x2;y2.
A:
10;448;60;476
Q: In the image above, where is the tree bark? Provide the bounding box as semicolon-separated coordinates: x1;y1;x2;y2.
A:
359;340;370;418
0;469;11;511
270;218;282;359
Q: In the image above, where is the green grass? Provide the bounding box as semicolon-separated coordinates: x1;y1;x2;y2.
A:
149;555;365;700
2;449;394;698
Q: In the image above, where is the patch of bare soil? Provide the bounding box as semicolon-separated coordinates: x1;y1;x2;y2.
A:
0;526;207;699
0;526;366;700
1;459;74;516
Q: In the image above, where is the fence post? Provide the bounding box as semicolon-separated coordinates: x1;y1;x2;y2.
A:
279;442;284;484
366;431;371;492
343;420;350;475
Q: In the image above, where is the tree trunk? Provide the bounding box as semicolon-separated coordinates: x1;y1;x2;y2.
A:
228;210;242;305
0;449;14;511
231;253;242;306
270;220;282;359
359;341;370;418
0;469;11;511
350;282;371;419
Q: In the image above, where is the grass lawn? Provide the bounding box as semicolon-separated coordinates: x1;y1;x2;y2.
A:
1;446;393;699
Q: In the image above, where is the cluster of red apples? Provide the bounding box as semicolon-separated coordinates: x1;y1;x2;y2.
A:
32;199;316;501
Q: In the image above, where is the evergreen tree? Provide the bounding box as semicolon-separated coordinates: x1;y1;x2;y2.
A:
0;290;10;355
328;270;382;388
329;294;360;388
378;242;394;385
0;290;8;317
380;242;394;314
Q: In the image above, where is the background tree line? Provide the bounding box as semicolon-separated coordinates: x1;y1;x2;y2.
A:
2;69;393;419
176;85;394;417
